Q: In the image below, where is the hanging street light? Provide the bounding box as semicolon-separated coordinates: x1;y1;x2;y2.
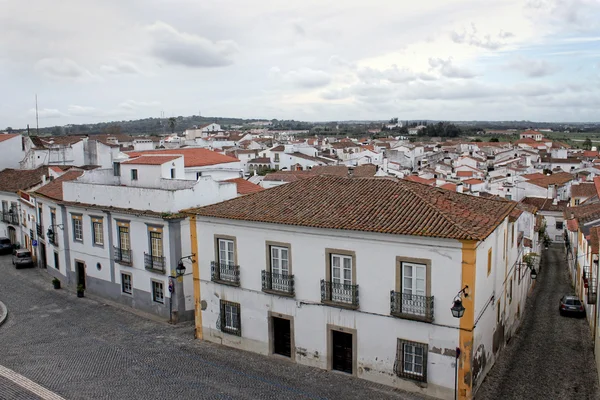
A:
451;285;469;319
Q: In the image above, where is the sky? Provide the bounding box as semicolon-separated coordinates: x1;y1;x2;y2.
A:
1;0;600;128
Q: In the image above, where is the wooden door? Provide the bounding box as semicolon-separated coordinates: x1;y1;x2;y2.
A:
272;317;291;357
332;330;353;374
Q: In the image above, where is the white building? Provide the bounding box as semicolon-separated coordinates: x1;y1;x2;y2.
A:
0;134;25;170
185;175;529;400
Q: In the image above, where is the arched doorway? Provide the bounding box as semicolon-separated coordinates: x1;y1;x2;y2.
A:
7;226;16;246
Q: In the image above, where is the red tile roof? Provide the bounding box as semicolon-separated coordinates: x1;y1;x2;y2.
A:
0;166;48;193
270;145;285;152
522;173;546;181
225;178;265;195
463;179;484;185
594;176;600;199
404;175;435;185
456;171;474;177
187;175;516;241
571;183;597;199
34;170;83;201
122;155;182;165
567;219;579;232
525;172;574;188
590;226;600;254
0;134;19;143
439;183;457;191
125;148;238;168
521;197;568;212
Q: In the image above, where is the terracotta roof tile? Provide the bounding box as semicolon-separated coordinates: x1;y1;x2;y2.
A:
564;202;600;224
0;134;19;143
571;183;597;199
456;171;474;177
440;183;457;191
525;172;574;188
125;148;238;168
34;170;83;201
522;173;546;180
404;175;435;185
0;166;48;193
590;226;600;254
270;145;285;152
188;175;516;241
463;179;484;185
521;197;568;212
121;155;182;165
567;219;579;232
249;157;271;164
224;178;265;195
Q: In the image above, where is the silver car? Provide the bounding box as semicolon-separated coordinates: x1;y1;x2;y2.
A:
12;249;34;269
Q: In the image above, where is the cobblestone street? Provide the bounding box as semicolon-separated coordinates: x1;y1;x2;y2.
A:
476;245;600;400
0;255;427;400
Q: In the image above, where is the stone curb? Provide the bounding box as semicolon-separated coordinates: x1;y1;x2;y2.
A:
0;301;7;327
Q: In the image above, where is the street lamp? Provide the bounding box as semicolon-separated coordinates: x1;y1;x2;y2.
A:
46;224;64;243
168;254;195;324
451;285;469;319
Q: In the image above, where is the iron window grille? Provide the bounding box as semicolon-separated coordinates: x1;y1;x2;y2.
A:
320;280;359;308
36;223;44;239
220;300;241;336
390;291;434;322
588;277;597;305
261;270;294;296
394;339;428;383
152;281;164;304
211;261;240;285
121;274;132;294
113;246;132;264
144;253;166;273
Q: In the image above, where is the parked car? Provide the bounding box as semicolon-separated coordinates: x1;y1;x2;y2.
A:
559;295;585;317
0;237;12;255
12;249;34;269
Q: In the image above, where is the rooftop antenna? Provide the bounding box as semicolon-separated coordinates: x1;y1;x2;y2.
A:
35;94;39;135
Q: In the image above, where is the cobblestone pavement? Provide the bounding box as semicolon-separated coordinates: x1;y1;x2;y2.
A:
0;255;429;400
476;245;600;400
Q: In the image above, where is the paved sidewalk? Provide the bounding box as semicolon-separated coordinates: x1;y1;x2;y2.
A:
0;256;428;400
475;245;599;400
0;299;7;327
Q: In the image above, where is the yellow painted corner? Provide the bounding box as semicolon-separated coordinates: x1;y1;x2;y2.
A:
189;215;203;340
459;240;477;400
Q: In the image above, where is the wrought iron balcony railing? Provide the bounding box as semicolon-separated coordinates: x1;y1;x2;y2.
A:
36;223;44;239
211;261;240;285
390;291;434;322
2;212;19;225
144;253;166;273
113;246;132;265
261;270;294;296
320;280;359;308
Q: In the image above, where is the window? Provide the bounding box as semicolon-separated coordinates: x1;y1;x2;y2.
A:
270;246;289;276
196;172;203;179
220;300;241;336
402;262;426;298
394;339;427;382
575;199;581;206
218;238;235;266
555;235;562;241
118;224;130;250
92;218;103;246
72;215;83;242
150;230;163;257
152;281;164;303
121;273;132;294
170;168;175;179
131;169;138;180
274;164;279;170
556;221;564;230
54;252;59;270
50;209;57;245
505;194;512;200
331;254;352;287
496;300;501;323
113;162;121;177
487;249;492;276
274;153;280;162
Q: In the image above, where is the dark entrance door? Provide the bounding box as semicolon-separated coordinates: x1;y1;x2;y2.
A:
39;243;47;268
76;261;86;289
272;317;291;357
332;330;353;374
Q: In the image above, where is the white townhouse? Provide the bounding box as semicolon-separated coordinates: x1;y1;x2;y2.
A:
31;154;240;322
125;148;242;182
0;133;26;170
269;144;334;171
0;166;49;249
185;175;531;400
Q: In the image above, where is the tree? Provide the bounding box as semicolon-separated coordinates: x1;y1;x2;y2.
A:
583;137;592;150
490;137;499;142
168;117;176;134
104;125;122;135
5;127;12;133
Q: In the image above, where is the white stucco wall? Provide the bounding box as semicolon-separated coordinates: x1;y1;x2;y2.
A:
0;135;24;170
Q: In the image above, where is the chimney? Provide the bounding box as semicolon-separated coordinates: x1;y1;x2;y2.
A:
456;183;464;193
552;198;558;206
348;166;355;178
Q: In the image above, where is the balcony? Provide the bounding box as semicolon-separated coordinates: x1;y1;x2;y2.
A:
113;246;131;265
2;212;19;225
36;223;44;239
144;253;166;274
211;261;240;286
261;270;294;296
320;280;359;309
390;291;434;322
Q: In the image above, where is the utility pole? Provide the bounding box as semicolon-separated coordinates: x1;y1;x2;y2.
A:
35;94;39;135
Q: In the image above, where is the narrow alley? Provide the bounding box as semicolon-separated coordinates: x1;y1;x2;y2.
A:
476;245;599;400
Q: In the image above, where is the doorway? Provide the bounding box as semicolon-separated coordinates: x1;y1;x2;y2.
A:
7;226;16;247
39;243;47;268
272;317;291;357
332;330;353;374
76;261;86;289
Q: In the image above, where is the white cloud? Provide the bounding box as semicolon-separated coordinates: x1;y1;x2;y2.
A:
278;68;332;88
28;108;67;119
147;21;238;68
100;61;142;75
34;58;98;82
507;56;558;77
428;58;477;79
119;100;161;110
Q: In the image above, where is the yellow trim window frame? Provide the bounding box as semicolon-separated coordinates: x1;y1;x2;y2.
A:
92;217;103;245
72;215;83;242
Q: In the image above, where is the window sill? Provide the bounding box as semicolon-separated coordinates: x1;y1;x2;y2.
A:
321;300;359;310
211;279;240;287
390;311;434;323
262;288;295;298
114;260;132;266
144;266;166;275
121;291;133;297
152;300;165;305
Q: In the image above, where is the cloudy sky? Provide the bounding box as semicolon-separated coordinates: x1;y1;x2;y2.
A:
1;0;599;128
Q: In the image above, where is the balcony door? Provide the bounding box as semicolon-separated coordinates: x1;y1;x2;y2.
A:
331;254;352;303
402;262;426;316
